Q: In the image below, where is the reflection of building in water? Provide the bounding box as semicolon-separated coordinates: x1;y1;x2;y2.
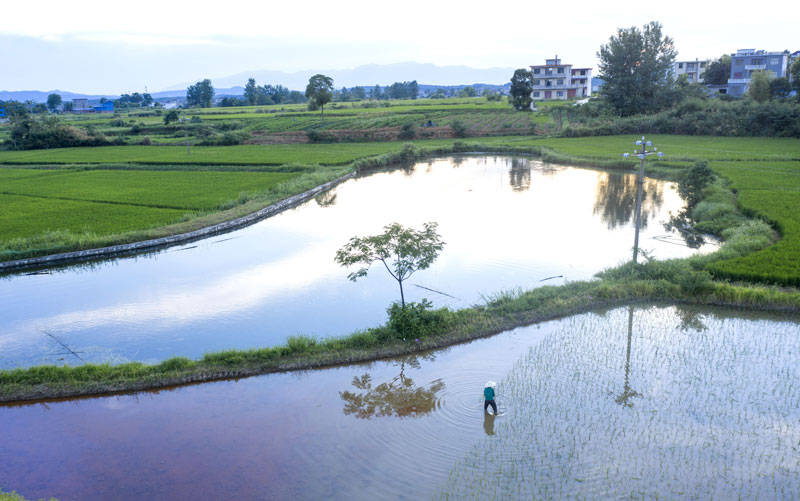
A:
340;356;444;419
508;157;531;192
593;172;664;230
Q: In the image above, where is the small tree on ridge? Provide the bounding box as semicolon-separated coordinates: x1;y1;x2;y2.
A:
335;222;445;308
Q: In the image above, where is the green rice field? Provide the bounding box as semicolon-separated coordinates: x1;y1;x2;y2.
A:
440;305;800;498
0;167;298;242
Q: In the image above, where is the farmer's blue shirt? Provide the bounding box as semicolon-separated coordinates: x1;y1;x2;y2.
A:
484;387;495;400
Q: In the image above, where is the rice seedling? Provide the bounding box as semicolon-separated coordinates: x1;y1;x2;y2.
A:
439;305;800;498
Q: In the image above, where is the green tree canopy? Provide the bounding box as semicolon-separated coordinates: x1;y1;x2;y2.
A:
789;59;800;93
244;78;258;105
770;77;792;99
335;222;445;308
186;79;215;108
305;74;334;117
597;21;676;116
509;69;533;111
748;70;772;103
704;55;731;85
46;93;62;112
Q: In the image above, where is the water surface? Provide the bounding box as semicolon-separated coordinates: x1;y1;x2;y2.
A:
2;305;799;499
0;156;714;368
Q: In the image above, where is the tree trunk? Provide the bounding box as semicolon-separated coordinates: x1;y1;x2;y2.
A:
398;279;405;308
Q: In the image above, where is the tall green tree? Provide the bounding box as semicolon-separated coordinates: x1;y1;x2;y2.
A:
46;93;62;112
509;69;533;111
770;77;792;99
244;78;258;105
597;21;676;116
335;222;445;308
186;79;215;108
790;58;800;94
703;55;731;85
305;74;334;118
748;70;772;103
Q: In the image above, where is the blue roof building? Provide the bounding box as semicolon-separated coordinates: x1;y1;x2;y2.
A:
728;49;793;97
0;107;6;118
93;101;115;113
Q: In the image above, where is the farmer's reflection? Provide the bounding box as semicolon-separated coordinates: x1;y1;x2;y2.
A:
483;412;496;436
340;356;444;419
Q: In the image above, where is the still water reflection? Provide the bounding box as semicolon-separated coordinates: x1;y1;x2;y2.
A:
2;305;799;500
0;156;716;369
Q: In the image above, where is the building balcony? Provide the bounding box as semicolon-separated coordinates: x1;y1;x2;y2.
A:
745;65;766;71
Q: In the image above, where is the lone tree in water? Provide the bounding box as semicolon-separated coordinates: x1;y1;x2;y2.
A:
335;222;444;308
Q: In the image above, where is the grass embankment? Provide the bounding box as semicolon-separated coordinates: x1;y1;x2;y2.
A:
3;270;800;403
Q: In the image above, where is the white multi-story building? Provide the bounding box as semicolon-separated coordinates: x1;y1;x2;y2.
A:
530;56;592;101
673;59;710;83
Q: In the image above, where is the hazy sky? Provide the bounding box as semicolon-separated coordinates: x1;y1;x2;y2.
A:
2;0;798;93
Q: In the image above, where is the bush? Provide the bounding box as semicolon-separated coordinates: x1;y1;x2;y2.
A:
399;122;416;140
198;130;249;146
450;120;468;138
7;115;112;150
387;299;454;340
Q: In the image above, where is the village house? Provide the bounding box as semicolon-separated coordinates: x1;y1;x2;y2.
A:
530;56;592;101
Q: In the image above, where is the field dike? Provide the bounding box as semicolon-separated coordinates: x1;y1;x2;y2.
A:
2;141;797;403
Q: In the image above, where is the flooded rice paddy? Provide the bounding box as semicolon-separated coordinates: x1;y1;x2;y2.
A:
2;305;800;499
0;156;715;369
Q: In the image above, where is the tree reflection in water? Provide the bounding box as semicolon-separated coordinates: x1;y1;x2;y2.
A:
594;172;664;230
314;190;338;208
508;157;531;192
340;355;445;419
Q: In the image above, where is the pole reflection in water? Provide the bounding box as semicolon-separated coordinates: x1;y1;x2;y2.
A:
615;305;641;407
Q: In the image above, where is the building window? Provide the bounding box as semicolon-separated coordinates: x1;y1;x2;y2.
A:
752;58;763;65
678;62;683;69
700;61;706;67
557;79;563;85
533;91;540;97
556;91;564;96
735;59;744;66
770;57;779;65
557;67;564;73
533;68;540;74
580;70;586;75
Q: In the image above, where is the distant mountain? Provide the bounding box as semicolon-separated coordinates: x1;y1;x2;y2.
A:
0;89;116;103
3;63;519;104
165;62;516;92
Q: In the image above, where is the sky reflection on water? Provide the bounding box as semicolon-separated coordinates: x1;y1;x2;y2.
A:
0;156;715;368
2;305;799;500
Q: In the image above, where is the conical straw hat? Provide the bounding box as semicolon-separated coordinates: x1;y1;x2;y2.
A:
485;381;497;388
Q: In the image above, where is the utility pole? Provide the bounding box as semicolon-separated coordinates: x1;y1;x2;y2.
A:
623;136;663;263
